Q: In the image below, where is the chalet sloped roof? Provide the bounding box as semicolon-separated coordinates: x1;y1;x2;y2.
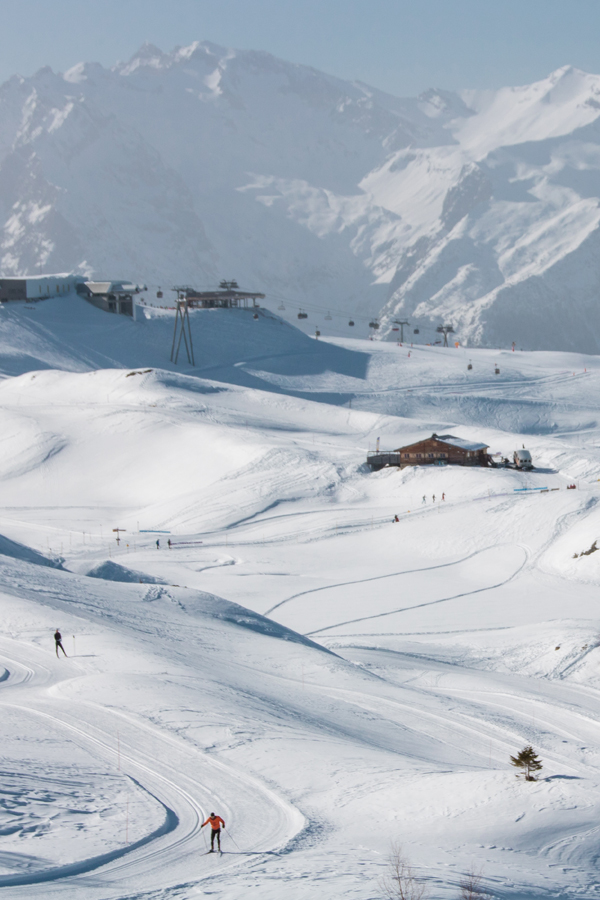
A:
393;433;489;452
434;433;489;451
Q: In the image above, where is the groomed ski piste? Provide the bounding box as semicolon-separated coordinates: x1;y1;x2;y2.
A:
2;296;600;898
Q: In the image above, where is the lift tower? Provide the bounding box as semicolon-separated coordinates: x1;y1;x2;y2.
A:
170;296;195;366
436;324;455;347
393;319;410;342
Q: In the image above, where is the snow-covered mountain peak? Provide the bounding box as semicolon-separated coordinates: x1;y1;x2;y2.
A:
458;66;600;157
117;41;171;75
417;87;476;122
3;45;600;350
62;60;110;85
63;62;87;84
119;39;231;75
174;39;231;65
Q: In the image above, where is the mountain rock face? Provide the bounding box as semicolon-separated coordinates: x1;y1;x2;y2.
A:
1;44;600;350
376;67;600;352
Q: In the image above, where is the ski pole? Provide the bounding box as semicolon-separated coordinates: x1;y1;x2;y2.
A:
226;830;242;852
201;823;209;851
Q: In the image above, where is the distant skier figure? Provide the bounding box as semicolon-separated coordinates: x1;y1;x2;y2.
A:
442;493;445;501
168;538;172;549
422;495;426;505
156;539;160;550
432;494;436;503
54;629;67;658
393;515;399;522
202;812;225;852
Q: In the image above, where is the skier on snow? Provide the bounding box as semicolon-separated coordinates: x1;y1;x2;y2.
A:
54;629;67;658
201;812;225;852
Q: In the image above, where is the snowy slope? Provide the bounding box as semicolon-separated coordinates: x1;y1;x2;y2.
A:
0;296;368;402
5;73;600;895
4;46;600;348
3;306;600;897
370;66;600;350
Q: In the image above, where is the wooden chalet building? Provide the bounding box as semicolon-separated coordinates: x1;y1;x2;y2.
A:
367;433;490;471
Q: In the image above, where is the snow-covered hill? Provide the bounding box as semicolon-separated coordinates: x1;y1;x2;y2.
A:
3;45;600;350
5;282;600;896
0;297;369;406
3;327;600;897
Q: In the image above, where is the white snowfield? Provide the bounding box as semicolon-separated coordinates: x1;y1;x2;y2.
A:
2;301;600;897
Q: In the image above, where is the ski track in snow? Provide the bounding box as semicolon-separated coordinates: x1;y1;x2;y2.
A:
0;639;304;897
265;544;529;631
304;545;529;636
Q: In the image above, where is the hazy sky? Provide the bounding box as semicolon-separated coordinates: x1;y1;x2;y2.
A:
3;0;600;96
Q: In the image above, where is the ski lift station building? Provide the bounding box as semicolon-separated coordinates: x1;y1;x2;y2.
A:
367;433;490;471
0;274;146;318
174;282;265;309
78;281;146;317
0;273;80;302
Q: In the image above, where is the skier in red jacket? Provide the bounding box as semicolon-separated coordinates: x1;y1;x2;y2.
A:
201;812;225;852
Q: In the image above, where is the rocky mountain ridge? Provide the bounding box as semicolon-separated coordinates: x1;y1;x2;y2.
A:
1;44;600;349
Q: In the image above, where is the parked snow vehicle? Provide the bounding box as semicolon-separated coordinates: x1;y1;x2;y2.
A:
513;449;533;470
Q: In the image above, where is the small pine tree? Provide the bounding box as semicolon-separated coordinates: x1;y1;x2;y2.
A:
510;745;543;781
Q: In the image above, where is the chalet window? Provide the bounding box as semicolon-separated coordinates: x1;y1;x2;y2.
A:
416;453;422;458
428;453;434;458
440;453;447;458
404;454;409;458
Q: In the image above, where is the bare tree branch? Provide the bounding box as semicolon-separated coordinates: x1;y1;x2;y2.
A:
459;867;493;899
379;843;428;900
